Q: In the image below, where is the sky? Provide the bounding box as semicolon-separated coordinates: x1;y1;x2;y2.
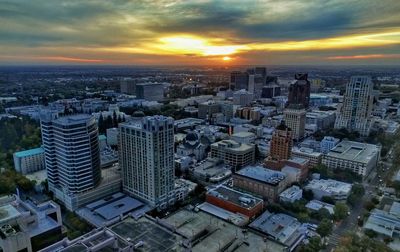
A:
1;0;400;66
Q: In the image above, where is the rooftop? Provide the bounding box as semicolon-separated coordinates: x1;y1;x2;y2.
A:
211;139;254;152
326;140;380;164
249;211;305;250
163;209;286;252
236;166;286;185
53;114;93;125
207;186;263;209
305;200;334;215
111;216;184;252
279;186;302;200
305;179;352;195
14;147;44;158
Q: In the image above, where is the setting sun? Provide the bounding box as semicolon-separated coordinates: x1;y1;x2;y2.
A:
222;56;231;61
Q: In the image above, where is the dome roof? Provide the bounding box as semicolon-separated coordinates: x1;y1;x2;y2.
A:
132;111;145;117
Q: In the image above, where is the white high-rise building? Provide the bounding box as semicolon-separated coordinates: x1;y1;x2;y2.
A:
119;115;175;208
40;114;101;195
284;108;306;141
334;76;374;136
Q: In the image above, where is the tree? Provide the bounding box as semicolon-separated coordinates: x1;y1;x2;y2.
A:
299;236;322;252
321;196;335;205
303;189;314;201
317;218;333;237
112;111;118;127
334;202;349;220
315;208;332;220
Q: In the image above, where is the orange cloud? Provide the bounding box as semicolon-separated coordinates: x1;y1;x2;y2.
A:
327;54;400;60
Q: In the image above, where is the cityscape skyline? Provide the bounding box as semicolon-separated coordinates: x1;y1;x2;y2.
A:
1;0;400;66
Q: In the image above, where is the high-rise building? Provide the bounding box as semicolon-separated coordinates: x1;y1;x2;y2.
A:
120;78;136;95
136;83;165;101
334;76;374;136
287;73;310;109
230;71;249;90
119;115;175;208
269;121;293;161
41;114;101;195
284;108;306;141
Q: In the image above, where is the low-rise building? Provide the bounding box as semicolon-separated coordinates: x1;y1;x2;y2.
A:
292;147;322;168
0;195;62;252
305;200;334;215
322;140;381;177
320;136;340;154
206;186;263;219
233;166;288;201
279;185;303;203
304;179;352;201
210;139;255;169
249;211;305;252
189;158;232;184
364;202;400;238
13;147;45;175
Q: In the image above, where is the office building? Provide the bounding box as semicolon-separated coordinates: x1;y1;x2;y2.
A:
304;179;352;201
206;186;264;219
40;114;101;196
13;147;45;175
119;116;175;208
230;71;249;90
322;140;380;177
334;76;374;136
279;185;303;203
120;78;136;95
261;84;281;98
136;83;165;101
287;73;310;109
249;211;305;252
284;108;306;141
210;139;255;169
269;121;293;161
320;136;340;154
233;166;288;201
0;195;62;252
198;101;221;120
233;89;253;106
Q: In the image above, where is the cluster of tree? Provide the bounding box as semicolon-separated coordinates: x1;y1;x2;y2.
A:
364;197;380;211
0;169;36;195
64;211;91;239
334;233;394;252
299;236;323;252
97;111;125;134
120;103;188;121
0;116;41;169
313;127;360;142
347;184;365;207
317;218;333;237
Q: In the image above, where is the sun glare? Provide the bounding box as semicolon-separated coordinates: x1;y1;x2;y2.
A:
222;56;231;61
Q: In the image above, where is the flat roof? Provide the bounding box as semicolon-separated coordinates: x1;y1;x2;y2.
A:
249;211;304;249
326;140;380;164
305;179;352;195
208;186;262;209
236;166;286;185
14;147;44;158
111;216;184;252
163;209;286;252
98;134;107;141
280;186;302;199
94;196;144;220
0;204;21;223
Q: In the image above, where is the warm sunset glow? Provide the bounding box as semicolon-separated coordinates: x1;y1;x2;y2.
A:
155;35;247;56
222;56;231;61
